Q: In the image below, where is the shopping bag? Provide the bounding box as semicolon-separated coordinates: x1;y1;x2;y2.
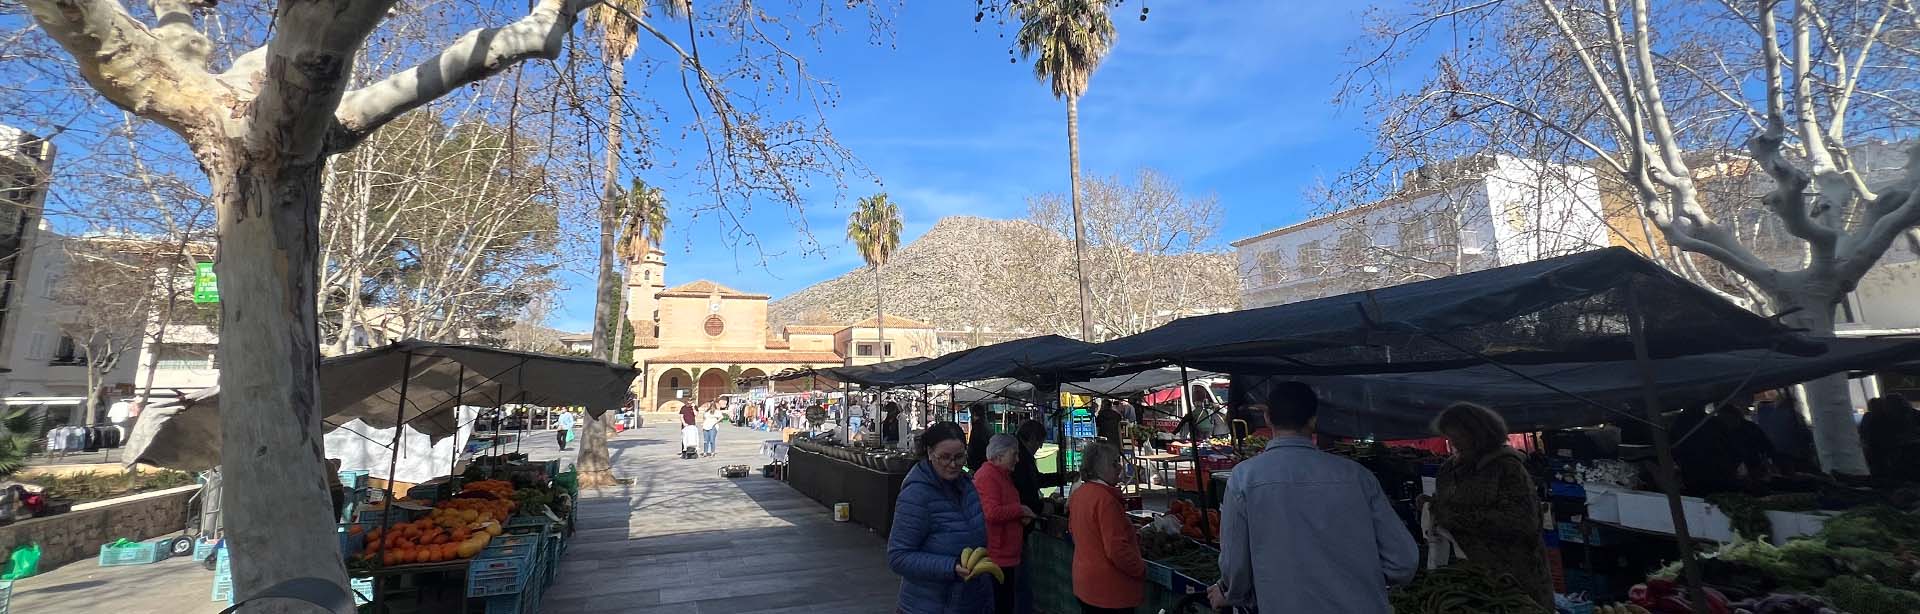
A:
2;543;41;580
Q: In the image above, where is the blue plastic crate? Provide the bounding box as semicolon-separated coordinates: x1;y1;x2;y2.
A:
97;539;169;567
211;551;233;604
467;543;541;597
337;526;366;560
482;582;544;614
468;568;529;598
488;534;541;549
192;538;218;562
1548;481;1587;499
1144;561;1173;588
354;507;419;525
338;469;370;490
350;578;374;606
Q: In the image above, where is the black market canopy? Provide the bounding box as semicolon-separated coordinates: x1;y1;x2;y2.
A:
1260;337;1920;440
1035;247;1824;378
953;368;1225;405
873;335;1096;387
769;335;1095;389
767;357;930;388
126;340;640;472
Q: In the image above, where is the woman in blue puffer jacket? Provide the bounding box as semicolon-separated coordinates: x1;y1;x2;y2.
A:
889;421;994;614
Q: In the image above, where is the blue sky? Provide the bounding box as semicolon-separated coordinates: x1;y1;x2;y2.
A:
550;1;1383;332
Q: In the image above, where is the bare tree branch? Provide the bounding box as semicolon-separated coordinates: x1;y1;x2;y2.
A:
332;0;598;152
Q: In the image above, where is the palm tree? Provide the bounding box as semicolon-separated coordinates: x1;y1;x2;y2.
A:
584;0;685;361
619;178;669;263
1015;0;1115;341
846;194;903;365
580;0;684;488
613;178;668;352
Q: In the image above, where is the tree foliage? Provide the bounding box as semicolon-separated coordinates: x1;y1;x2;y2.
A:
1023;170;1238;339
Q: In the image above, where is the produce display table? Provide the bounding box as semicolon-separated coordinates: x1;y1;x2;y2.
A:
1026;531;1197;614
785;445;907;537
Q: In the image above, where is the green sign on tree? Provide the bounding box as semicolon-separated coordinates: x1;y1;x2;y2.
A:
192;262;219;304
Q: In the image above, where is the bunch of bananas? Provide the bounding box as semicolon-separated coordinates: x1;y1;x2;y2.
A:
959;547;1004;583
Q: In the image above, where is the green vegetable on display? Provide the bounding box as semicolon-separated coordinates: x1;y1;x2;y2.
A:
1388;565;1548;614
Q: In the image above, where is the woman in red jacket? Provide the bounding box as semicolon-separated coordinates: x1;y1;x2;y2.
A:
974;434;1034;614
1068;443;1145;614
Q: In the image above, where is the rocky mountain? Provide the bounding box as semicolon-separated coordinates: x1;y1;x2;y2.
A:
767;216;1240;339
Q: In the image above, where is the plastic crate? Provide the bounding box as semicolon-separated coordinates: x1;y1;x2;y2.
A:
192;538;218;562
481;578;545;614
338;525;366;560
1548;481;1587;499
468;567;529;598
488;533;541;550
338;469;371;490
97;539;169;567
350;577;374;606
354;507;416;525
1144;560;1174;588
406;481;452;501
506;516;554;536
211;550;233;604
467;544;540;597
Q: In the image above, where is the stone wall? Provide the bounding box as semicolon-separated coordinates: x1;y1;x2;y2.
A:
0;484;200;569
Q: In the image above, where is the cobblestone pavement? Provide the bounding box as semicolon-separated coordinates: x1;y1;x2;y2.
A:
9;422;898;613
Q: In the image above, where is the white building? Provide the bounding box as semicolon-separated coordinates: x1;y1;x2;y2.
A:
1234;155;1610;308
0;125;56;391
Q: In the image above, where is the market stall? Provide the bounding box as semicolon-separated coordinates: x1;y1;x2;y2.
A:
784;438;913;536
122;340;637;613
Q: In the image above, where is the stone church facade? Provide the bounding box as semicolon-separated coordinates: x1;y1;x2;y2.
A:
625;246;937;413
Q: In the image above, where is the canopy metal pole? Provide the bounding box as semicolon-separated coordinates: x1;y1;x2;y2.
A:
449;364;466;481
1628;285;1709;609
374;349;416;585
1177;363;1211;542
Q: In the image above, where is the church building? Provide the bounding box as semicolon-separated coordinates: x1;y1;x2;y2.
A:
625;245;937;413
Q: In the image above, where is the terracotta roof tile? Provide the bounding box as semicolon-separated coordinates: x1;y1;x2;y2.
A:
647;350;842;364
658;280;769;299
846;314;934;329
782;325;844;335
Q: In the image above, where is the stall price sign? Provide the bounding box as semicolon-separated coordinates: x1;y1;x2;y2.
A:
192;262;219;304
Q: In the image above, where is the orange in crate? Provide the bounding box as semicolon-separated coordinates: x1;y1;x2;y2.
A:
1175;469;1213;493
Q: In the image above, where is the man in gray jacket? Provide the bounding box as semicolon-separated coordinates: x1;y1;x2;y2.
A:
1208;382;1418;613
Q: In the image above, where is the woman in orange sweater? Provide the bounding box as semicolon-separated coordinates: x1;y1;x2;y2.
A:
1068;443;1145;614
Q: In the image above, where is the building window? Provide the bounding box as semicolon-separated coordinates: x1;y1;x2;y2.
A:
51;335;77;364
670;376;681;388
704;315;725;336
25;331;46;359
1295;241;1322;275
40;273;59;299
856;343;875;357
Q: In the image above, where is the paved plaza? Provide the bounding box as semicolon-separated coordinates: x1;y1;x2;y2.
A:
8;422;898;613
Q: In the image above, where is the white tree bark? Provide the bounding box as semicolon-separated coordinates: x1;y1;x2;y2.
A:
23;0;599;606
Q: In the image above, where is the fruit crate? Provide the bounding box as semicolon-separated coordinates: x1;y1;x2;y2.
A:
487;534;541;550
467;543;541;598
481;576;545;614
337;524;367;560
211;549;234;604
338;469;371;490
505;516;553;536
468;567;530;598
97;538;171;567
192;538;219;563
